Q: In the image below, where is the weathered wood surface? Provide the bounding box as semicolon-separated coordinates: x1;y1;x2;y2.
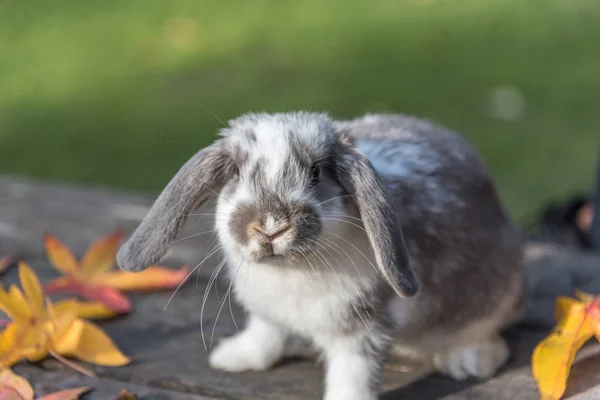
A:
11;367;219;400
2;175;600;399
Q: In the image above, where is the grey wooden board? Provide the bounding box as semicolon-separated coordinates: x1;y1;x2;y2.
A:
11;367;219;400
2;174;600;399
1;254;430;400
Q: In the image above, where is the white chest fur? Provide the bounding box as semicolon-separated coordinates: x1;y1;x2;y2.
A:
227;254;378;338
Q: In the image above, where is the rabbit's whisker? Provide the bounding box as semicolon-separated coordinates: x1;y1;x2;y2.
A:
317;238;371;319
201;255;230;351
321;217;368;235
323;232;379;274
197;236;221;288
351;303;380;351
164;239;228;312
300;252;321;291
172;229;216;244
322;212;363;223
189;211;229;217
210;259;243;351
193;101;227;128
163;262;203;312
208;188;242;209
317;195;353;206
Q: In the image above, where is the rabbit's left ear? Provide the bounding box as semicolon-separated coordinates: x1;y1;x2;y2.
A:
117;140;234;272
335;139;419;298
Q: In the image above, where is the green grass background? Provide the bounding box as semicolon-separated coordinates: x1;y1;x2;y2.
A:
1;0;599;224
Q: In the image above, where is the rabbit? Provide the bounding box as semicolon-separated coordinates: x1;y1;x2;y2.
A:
116;111;524;400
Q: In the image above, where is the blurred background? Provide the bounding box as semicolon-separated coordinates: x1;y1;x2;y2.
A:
1;0;599;225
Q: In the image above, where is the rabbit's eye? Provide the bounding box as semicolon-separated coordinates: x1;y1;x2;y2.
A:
310;164;320;186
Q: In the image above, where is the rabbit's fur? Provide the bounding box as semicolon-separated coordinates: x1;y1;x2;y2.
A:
117;112;524;400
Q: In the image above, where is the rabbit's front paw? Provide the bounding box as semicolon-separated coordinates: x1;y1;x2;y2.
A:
209;334;275;372
209;315;288;372
433;335;509;381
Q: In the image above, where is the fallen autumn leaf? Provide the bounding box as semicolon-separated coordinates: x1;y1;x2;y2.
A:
0;368;91;400
0;262;130;372
115;389;138;400
532;291;600;400
43;231;190;313
0;256;14;276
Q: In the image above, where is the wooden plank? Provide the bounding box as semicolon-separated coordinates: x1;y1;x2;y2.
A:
2;254;430;400
11;366;219;400
3;175;600;399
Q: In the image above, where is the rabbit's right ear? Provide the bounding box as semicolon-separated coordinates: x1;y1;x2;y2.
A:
117;140;233;272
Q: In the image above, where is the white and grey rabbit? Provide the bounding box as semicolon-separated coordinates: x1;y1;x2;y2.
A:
117;111;524;400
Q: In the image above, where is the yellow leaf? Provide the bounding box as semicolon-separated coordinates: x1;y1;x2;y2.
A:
533;298;595;400
70;322;130;367
52;318;84;356
44;234;79;275
53;299;116;320
98;265;191;292
555;296;580;322
18;262;45;316
0;368;34;399
0;324;25;368
1;263;128;372
0;286;32;324
80;230;123;275
574;290;594;304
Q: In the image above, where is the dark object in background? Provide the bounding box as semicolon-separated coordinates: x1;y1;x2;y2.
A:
529;144;600;251
590;148;600;250
528;195;593;249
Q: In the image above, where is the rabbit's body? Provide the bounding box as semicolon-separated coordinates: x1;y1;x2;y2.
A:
347;115;524;343
117;112;524;400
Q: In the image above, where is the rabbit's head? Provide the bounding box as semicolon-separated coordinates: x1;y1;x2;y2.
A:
116;112;418;298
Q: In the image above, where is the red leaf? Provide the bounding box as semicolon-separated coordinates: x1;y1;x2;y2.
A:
47;280;131;314
0;256;14;276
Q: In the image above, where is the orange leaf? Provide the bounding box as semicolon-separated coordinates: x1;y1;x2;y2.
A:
69;322;130;367
532;295;596;400
0;368;34;400
0;386;25;400
99;265;191;292
44;277;75;295
115;389;138;400
0;256;14;276
80;230;123;275
44;235;79;275
37;386;92;400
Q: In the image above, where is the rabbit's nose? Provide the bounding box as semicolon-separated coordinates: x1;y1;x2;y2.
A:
250;223;290;242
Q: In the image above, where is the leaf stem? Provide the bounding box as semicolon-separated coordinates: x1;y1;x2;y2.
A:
49;350;96;378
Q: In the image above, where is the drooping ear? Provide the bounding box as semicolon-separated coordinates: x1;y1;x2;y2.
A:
117;140;233;272
335;139;419;298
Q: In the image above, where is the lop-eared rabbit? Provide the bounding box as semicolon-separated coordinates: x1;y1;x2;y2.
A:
117;112;523;400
